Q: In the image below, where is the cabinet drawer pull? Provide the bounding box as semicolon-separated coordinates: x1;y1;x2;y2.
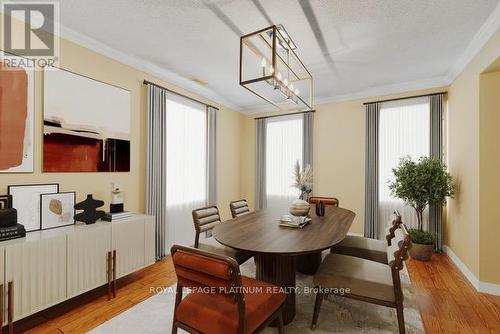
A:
8;281;13;334
107;251;112;300
112;250;117;298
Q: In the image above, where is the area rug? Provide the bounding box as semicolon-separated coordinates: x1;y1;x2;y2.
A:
90;260;424;333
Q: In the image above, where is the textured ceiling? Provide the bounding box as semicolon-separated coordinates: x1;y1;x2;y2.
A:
54;0;498;113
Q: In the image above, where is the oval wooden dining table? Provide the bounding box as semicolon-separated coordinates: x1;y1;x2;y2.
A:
213;205;355;325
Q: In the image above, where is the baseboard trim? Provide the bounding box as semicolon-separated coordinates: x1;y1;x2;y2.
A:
443;246;500;296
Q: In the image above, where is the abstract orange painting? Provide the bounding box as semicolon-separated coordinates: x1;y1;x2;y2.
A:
0;52;34;173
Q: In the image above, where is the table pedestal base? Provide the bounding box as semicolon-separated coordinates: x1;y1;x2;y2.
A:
296;252;322;275
254;254;296;325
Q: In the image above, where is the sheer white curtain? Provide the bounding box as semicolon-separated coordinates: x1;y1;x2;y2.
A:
165;94;207;249
379;97;430;238
266;114;303;210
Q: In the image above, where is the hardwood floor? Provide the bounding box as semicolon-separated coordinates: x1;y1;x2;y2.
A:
12;254;500;333
407;253;500;333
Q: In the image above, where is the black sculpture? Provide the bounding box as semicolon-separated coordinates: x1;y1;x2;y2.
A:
74;194;105;224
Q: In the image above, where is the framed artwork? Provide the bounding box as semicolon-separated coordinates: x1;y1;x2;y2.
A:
8;184;59;232
43;66;131;172
0;195;12;209
40;192;76;230
0;51;35;173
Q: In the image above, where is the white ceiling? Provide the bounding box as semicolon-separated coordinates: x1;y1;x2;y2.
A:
53;0;499;113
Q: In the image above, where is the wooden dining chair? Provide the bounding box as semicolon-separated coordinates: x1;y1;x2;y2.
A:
330;210;403;264
171;245;286;334
311;224;412;333
192;206;252;264
230;199;251;218
308;196;339;207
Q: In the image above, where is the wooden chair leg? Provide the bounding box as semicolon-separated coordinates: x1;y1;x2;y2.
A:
171;322;178;334
396;304;405;334
276;310;284;334
311;291;324;330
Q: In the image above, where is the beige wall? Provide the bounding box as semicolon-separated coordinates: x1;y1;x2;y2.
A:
447;28;500;283
240;87;447;233
0;13;242;222
479;70;500;284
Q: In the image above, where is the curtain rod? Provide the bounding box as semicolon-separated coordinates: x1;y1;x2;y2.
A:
363;92;447;105
143;80;219;110
254;110;315;120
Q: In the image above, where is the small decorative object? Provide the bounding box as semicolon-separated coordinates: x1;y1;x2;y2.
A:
0;208;17;228
8;183;59;232
74;194;105;224
40;192;76;230
389;156;455;261
110;182;124;213
289;199;310;217
315;200;325;216
292;160;313;201
0;195;12;209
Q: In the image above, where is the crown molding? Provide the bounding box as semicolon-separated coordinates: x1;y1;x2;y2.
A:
446;3;500;81
241;75;450;114
57;24;241;111
313;76;451;107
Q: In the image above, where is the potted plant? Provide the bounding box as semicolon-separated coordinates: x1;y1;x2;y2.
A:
389;156;455;261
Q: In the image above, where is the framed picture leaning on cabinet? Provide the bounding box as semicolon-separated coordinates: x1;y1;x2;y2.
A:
40;192;76;230
8;183;59;232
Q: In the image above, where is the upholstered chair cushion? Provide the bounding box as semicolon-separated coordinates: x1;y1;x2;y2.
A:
198;236;252;264
172;249;234;293
230;200;251;218
331;234;388;264
314;253;395;302
175;276;286;334
193;206;221;233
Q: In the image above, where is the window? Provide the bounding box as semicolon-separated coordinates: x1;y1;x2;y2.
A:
266;114;303;208
378;96;430;235
165;94;207;247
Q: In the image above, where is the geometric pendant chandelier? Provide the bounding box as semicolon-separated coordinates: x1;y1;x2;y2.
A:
239;24;313;111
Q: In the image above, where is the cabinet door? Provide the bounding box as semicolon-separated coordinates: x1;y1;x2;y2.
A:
112;218;145;278
144;216;156;266
5;235;67;321
67;224;111;298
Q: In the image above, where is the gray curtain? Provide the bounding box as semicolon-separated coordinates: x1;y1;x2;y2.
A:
146;84;168;260
255;118;267;209
364;103;380;239
207;106;217;206
429;94;444;252
302;112;314;169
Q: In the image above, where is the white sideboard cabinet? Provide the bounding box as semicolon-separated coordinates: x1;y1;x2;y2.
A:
0;214;155;332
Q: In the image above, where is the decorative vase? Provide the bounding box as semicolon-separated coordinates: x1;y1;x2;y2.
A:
289;199;310;217
409;243;433;261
